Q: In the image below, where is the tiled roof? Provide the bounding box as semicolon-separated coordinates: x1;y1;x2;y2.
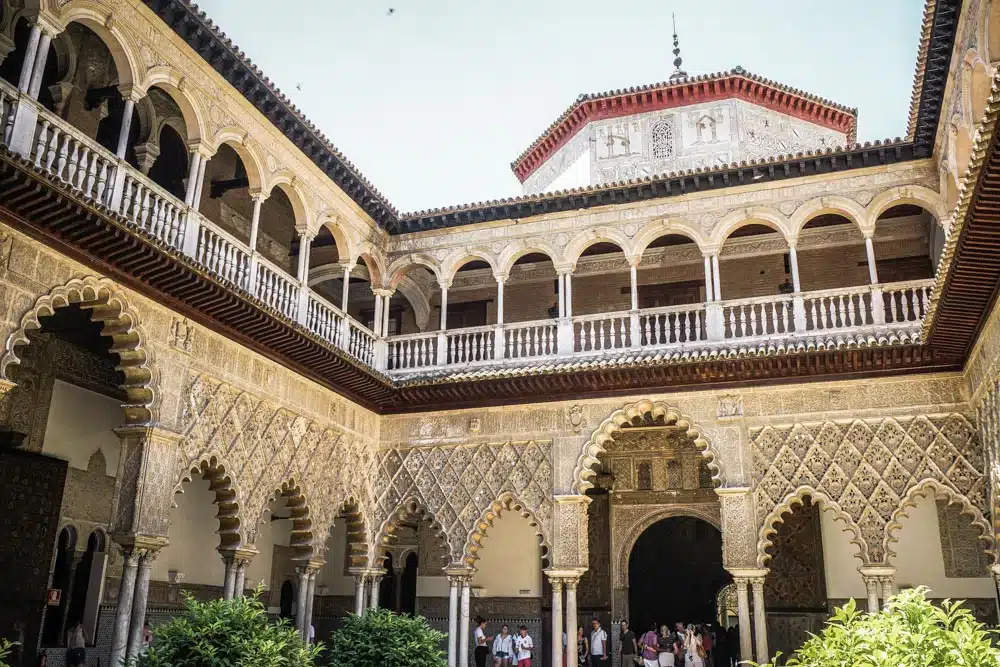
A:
509;66;858;184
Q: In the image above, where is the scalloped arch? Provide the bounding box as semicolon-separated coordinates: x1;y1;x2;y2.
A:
884;478;994;564
572;399;723;494
256;478;314;561
462;492;551;567
756;486;869;568
172;453;244;551
1;276;157;425
374;497;452;567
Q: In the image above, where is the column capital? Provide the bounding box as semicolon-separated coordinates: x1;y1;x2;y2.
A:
625;254;642;269
31;16;62;38
544;567;586;582
493;271;510;284
220;547;258;563
372;287;395;299
438;279;453;290
444;566;474;584
726;567;769;580
554;263;574;276
187;140;214;159
339;260;357;273
117;84;145;104
702;245;722;256
249;189;268;204
858;566;896;578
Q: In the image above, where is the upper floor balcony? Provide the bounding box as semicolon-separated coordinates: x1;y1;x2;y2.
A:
0;14;943;387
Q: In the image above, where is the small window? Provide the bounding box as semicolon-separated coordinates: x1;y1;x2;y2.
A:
651;119;675;159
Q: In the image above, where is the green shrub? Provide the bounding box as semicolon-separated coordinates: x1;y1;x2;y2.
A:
0;639;15;667
752;586;999;667
133;592;320;667
325;609;446;667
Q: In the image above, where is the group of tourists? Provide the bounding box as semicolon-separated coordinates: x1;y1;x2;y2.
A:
586;620;737;667
474;617;536;667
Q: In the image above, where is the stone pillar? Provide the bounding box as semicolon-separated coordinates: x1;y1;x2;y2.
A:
191;148;210;211
26;27;53;99
369;573;382;610
558;272;567;318
712;254;722;301
109;549;139;667
880;574;894;607
439;286;449;330
16;22;41;93
550;576;564;667
296;566;310;634
565;271;573;317
733;577;753;665
183;150;203;207
115;94;139;159
859;567;895;612
382;290;393;338
750;574;769;665
222;555;237;601
459;578;471;667
862;574;880;613
703;254;714;301
125;549;157;663
629;263;639;311
446;574;462;667
437;282;451;365
230;549;256;598
864;235;879;284
303;563;321;642
341;264;353;312
565;578;579;667
788;245;801;292
353;573;366;616
248;194;265;253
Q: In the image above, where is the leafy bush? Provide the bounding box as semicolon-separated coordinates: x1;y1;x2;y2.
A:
753;586;999;667
325;609;446;667
133;592;320;667
0;639;15;667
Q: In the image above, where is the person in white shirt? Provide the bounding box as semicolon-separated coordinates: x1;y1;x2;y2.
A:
493;624;515;667
590;619;608;667
474;617;493;667
514;625;534;667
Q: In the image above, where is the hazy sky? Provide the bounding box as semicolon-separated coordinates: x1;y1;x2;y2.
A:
196;1;923;213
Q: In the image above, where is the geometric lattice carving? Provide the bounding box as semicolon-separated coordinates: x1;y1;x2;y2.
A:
754;415;991;565
937;500;990;577
763;497;827;610
372;441;553;567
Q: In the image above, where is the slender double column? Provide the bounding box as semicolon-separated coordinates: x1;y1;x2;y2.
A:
109;539;166;667
860;567;896;612
547;570;584;667
750;574;769;665
445;572;471;667
728;568;769;665
353;572;367;615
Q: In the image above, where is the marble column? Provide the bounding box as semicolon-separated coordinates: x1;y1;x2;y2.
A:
341;264;353;312
183;150;203;207
629;264;639;310
459;579;471;667
233;553;254;599
703;254;714;301
750;575;769;665
551;578;564;667
369;574;381;610
108;549;139;667
439;286;449;330
880;574;894;608
788;245;801;292
558;272;566;318
26;28;52;99
495;276;505;325
565;272;573;317
303;569;317;642
16;22;41;93
734;578;753;665
862;575;880;614
115;97;137;159
125;550;156;663
864;236;879;284
353;574;366;615
248;194;265;253
295;567;310;633
222;555;237;600
191;151;209;210
711;254;722;301
565;578;579;667
446;576;461;667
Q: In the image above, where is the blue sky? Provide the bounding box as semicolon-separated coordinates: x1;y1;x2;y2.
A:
196;1;923;213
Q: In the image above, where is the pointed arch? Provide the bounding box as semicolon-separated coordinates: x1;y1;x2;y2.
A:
573;399;723;494
173;454;244;551
564;227;636;266
884;478;993;564
710;207;793;247
463;492;550;567
1;276;157;424
440;249;499;283
789;196;868;238
756;486;869;568
137;67;208;143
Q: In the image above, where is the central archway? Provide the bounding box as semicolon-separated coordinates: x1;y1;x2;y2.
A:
626;515;729;629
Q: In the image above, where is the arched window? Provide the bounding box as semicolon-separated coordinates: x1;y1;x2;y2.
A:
651;119;675;159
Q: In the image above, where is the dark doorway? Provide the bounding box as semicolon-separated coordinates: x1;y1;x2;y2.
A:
379;553;394;609
279;580;294;619
401;553;418;614
627;516;729;629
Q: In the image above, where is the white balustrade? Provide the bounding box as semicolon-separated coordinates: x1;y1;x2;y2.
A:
722;296;795;339
446;326;496;364
574;312;632;354
348;319;377;367
113;171;186;250
638;305;706;347
196;221;252;290
0;79;15;146
801;286;871;331
388;332;439;371
881;280;934;324
30;112;116;205
504;320;558;360
307;293;344;347
254;255;299;319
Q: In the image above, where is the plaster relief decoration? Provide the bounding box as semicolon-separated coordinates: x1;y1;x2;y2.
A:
717;394;744;421
178;373;377;554
753;415;991;566
372;441;553;567
170;317;195;353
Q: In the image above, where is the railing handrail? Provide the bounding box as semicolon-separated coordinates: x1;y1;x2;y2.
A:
0;76;18;99
800;284;875;300
719;293;796;308
503;317;558;330
389;330;440;343
308;290;345;318
29;97;118;165
348;316;377;338
879;278;935;291
121;159;186;210
572;310;634;323
199;216;252;256
635;302;707;317
445;324;497;336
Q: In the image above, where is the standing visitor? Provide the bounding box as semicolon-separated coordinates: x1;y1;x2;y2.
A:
639;621;659;667
474;617;492;667
66;622;86;667
577;626;590;667
656;625;674;667
514;625;534;667
673;624;685;666
701;625;713;667
683;625;705;667
619;620;637;665
141;619;154;654
590;619;608;667
493;624;514;667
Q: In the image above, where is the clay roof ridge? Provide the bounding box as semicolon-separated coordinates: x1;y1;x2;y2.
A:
179;1;400;218
509;66;858;173
403;137;914;219
905;0;938;141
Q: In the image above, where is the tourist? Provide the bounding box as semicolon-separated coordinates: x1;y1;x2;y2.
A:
639;621;659;667
619;620;637;665
656;625;674;667
513;625;534;667
474;617;493;667
141;619;154;654
673;624;685;666
66;622;86;667
577;626;590;667
34;649;47;667
684;625;705;667
701;625;713;667
590;619;608;667
493;624;514;667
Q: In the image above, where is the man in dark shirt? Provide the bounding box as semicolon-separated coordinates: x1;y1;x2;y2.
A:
619;620;637;665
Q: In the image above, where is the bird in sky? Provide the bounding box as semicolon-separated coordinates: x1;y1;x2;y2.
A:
387;8;396;16
296;83;303;91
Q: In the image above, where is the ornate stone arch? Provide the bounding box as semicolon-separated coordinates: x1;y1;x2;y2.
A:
462;491;551;567
615;505;721;589
375;497;452;567
866;185;947;233
208;133;266;192
1;276;157;425
756;486;868;568
709;207;793;248
54;4;141;89
137;67;208;144
884;478;993;564
316;215;358;264
573;399;724;494
563;226;636;267
498;238;565;276
172;453;244;551
440;248;499;284
356;241;386;288
632;219;707;258
253;478;314;561
267;177;313;231
789;196;868;238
